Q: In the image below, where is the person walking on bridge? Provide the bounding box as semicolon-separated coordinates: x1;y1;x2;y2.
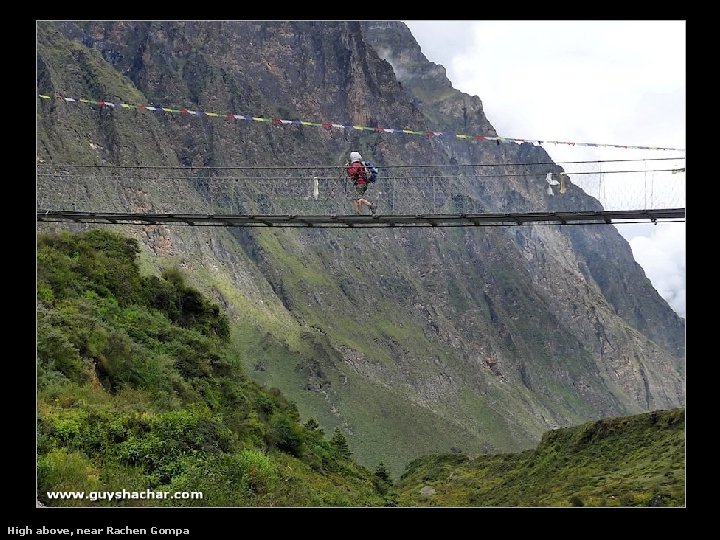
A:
345;151;377;215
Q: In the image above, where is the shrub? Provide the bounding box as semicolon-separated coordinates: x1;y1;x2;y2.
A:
330;428;352;459
38;449;102;506
37;314;88;384
374;462;391;484
268;413;304;457
235;449;278;494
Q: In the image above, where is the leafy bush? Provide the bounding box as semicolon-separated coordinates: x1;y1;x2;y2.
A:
268;413;304;457
37;230;143;306
374;462;391;483
235;449;278;494
145;268;229;339
38;449;102;506
37;309;88;384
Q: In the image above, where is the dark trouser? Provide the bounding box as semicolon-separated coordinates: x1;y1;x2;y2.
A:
354;183;368;199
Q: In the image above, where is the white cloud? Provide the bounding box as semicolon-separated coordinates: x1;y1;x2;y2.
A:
626;223;686;317
403;20;686;317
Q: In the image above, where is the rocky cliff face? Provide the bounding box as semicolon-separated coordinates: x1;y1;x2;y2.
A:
36;21;685;474
362;21;495;136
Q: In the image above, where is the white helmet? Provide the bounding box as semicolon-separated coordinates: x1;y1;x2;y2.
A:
349;151;362;162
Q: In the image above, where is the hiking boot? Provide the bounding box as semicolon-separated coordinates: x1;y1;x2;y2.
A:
369;203;377;215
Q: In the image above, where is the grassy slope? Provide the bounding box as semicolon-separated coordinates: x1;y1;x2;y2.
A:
36;231;685;508
397;408;685;507
221;225;613;474
221;227;544;475
37;230;388;507
224;282;491;476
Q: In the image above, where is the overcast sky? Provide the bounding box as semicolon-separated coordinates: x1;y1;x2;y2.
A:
403;20;686;317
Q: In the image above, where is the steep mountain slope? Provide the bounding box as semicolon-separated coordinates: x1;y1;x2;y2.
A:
37;21;685;476
362;21;685;359
397;408;685;507
362;21;496;136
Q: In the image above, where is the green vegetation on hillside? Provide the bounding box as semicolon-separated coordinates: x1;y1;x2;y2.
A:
35;230;685;507
397;408;685;507
37;230;390;506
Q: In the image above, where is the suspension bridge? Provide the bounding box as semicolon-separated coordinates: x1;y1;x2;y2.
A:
36;158;685;228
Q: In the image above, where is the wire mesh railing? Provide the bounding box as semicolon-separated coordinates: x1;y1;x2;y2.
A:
36;161;685;217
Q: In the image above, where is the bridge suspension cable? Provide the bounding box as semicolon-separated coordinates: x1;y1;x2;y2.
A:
43;156;685;171
36;162;685;227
